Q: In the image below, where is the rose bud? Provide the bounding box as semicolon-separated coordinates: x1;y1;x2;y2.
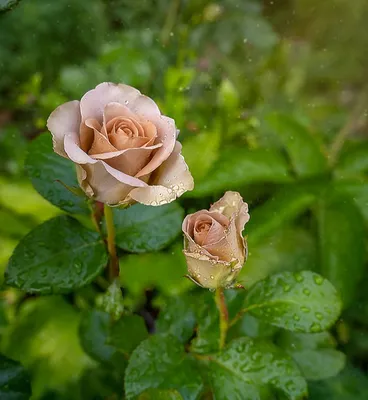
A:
47;82;194;206
182;191;250;289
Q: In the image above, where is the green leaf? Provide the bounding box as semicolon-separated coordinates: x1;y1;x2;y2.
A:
277;331;346;381
335;141;368;178
187;147;291;197
138;389;183;400
125;335;203;400
182;131;220;182
266;113;327;177
5;216;107;294
0;354;32;400
108;315;148;354
208;337;307;400
79;309;146;369
246;182;322;245
79;310;126;372
95;279;125;320
229;314;278;340
244;271;342;332
308;365;368;400
240;226;317;288
0;0;22;13
80;366;123;400
119;245;191;297
317;194;365;306
1;297;92;399
25;134;89;215
112;203;183;253
334;179;368;224
156;293;197;343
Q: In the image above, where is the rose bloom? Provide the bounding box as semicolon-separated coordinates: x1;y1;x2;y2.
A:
182;191;249;289
47;82;194;206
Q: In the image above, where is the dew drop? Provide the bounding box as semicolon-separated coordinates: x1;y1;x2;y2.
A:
303;288;311;296
301;306;310;313
310;322;321;332
293;314;300;321
294;272;304;282
283;284;291;292
314;275;324;285
315;312;323;320
210;275;214;280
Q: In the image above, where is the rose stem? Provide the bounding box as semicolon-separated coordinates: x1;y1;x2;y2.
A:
214;287;229;350
104;204;119;281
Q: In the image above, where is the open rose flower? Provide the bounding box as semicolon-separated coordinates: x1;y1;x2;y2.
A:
182;191;250;289
47;82;194;206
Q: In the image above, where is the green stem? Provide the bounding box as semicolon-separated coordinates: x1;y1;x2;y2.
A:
214;287;228;350
104;204;119;281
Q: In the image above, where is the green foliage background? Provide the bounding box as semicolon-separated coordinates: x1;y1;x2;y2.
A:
1;0;368;399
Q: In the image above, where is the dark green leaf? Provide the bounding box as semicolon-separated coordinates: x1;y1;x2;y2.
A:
240;226;317;288
266;113;327;177
79;310;146;374
108;315;148;354
124;335;203;400
112;203;183;253
0;0;21;13
229;314;278;340
244;271;342;332
308;365;368;400
190;294;220;354
5;216;107;294
80;367;123;400
0;354;31;400
246;182;322;245
25;134;89;215
277;331;346;380
187;147;291;197
335;142;368;178
156;293;197;343
208;337;307;400
317;194;365;306
79;310;126;372
138;389;183;400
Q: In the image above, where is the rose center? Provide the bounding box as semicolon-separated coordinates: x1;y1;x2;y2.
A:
196;221;211;234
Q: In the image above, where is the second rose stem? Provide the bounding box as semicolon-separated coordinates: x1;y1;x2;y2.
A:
214;287;229;350
104;204;120;281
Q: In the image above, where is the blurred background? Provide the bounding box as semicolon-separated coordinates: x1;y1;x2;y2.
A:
1;0;368;399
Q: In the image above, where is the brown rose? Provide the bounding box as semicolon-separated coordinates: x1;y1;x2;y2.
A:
47;82;194;206
182;191;250;289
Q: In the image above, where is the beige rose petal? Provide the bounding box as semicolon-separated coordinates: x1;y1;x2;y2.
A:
128;141;194;206
103;144;162;176
80;83;141;122
210;191;250;223
47;100;81;156
89;131;118;155
79;122;94;153
76;163;133;205
183;251;241;289
202;218;243;263
103;102;138;125
135;115;176;178
63;132;146;189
